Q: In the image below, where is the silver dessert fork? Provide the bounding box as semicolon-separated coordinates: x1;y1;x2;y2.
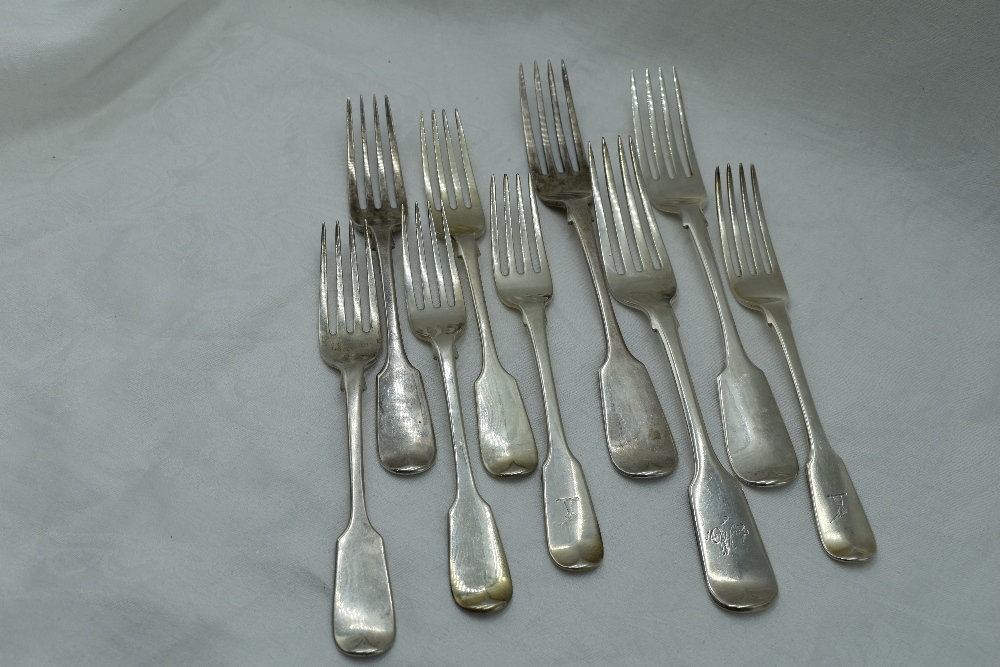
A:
717;164;877;562
348;95;435;474
319;223;394;655
421;109;537;477
591;138;777;611
630;68;797;487
519;60;677;478
402;203;513;612
491;173;604;570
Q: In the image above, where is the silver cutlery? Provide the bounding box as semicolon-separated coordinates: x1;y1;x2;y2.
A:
717;164;877;562
519;60;677;478
319;223;395;655
348;95;436;475
402;203;513;611
591;138;778;611
630;68;797;487
491;173;604;570
420;109;537;477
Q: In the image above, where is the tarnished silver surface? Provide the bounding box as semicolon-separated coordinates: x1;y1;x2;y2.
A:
631;68;797;487
717;164;876;562
348;95;436;475
318;223;395;655
491;174;604;570
420;110;537;477
402;204;513;612
591;138;777;611
519;60;676;478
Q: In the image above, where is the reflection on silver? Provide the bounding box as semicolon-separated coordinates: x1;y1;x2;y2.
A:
319;223;395;655
347;95;435;474
591;137;778;612
630;67;798;487
717;164;876;562
491;174;604;570
420;109;537;477
518;60;676;478
402;203;513;612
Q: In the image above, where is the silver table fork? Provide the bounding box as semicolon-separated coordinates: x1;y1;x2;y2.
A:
717;164;876;562
591;138;777;611
631;68;798;487
519;60;677;478
402;203;513;612
491;174;604;570
421;109;537;477
348;95;435;474
319;223;395;655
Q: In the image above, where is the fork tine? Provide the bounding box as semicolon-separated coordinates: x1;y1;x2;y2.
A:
534;62;557;174
347;100;361;218
414;204;433;307
442;207;462;304
673;68;699;178
350;225;362;332
334;222;347;332
519;64;542;176
490;175;504;277
364;224;379;336
454;110;480;209
654;68;679;177
588;141;626;276
442;111;465;206
715;167;740;281
385;96;405;208
547;61;572;171
372;96;389;206
430;206;448;304
432;111;451;209
630;71;654;180
320;224;331;335
725;164;750;276
561;61;586;168
502;175;517;273
513;174;532;273
629;136;668;269
601;139;636;273
527;175;548;275
402;207;418;312
617;137;654;271
359;97;375;209
748;165;776;273
738;164;764;274
420;112;437;211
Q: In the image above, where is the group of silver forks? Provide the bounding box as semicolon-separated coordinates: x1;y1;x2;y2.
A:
319;61;876;656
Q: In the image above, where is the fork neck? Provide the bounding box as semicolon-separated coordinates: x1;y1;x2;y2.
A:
452;234;501;365
431;334;479;500
565;199;630;359
370;226;406;360
341;365;372;529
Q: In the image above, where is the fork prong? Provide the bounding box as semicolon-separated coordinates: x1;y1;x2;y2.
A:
442;207;463;304
747;164;776;274
630;71;654;180
527;175;548;276
561;61;586;168
519;64;542;176
514;174;532;273
654;68;680;178
385;96;406;209
738;164;764;274
364;224;379;336
490;175;504;277
673;68;699;178
589;141;626;277
725;164;750;276
617;137;654;272
334;222;347;332
601;139;636;273
414;204;433;307
442;111;465;206
372;96;389;207
320;224;331;335
402;208;419;313
502;175;517;273
454;111;481;209
431;111;450;209
629;136;668;269
534;62;557;174
430;206;449;304
359;97;375;209
547;61;572;171
420;112;437;211
350;225;362;332
716;167;741;282
347;100;361;219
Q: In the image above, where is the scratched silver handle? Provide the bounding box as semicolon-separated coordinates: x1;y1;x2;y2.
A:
762;301;876;562
565;199;677;478
372;230;436;474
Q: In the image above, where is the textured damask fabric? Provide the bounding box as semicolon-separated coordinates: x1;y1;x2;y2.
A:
1;1;998;665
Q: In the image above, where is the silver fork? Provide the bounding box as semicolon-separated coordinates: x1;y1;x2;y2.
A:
402;203;513;612
519;60;677;478
717;164;877;562
421;109;537;477
630;68;798;487
591;138;777;611
348;95;435;474
319;223;395;655
491;174;604;571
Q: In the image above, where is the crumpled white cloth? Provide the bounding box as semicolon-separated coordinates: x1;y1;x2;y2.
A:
1;1;998;665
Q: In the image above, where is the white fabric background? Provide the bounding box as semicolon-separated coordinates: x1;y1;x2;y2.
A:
1;1;997;665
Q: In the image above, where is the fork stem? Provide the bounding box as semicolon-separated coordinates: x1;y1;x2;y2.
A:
682;205;747;363
342;366;371;528
520;303;571;459
432;334;479;500
565;199;629;357
454;235;501;364
372;228;408;362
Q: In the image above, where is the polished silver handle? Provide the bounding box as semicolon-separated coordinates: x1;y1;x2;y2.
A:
454;234;538;477
683;206;798;487
371;229;436;474
760;301;876;562
433;335;513;612
646;302;778;612
565;198;676;478
333;368;395;655
521;302;604;570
